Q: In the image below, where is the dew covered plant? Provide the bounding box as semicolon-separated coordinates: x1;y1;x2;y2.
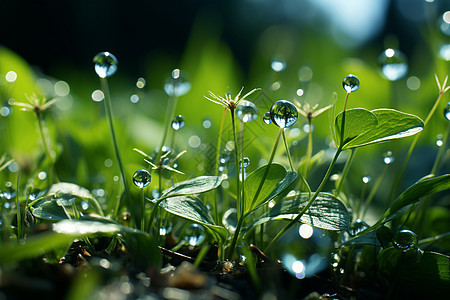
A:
1;44;450;300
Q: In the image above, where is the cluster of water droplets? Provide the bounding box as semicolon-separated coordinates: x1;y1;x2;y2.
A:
378;48;408;81
272;223;333;280
269;100;298;128
164;69;191;97
132;169;152;188
93;52;118;78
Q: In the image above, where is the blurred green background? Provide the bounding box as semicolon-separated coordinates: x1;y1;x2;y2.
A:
0;0;449;220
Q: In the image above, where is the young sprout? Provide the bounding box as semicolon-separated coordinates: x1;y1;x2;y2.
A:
204;87;261;113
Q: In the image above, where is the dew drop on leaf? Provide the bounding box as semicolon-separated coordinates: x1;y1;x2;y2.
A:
222;208;237;232
171;115;186;130
263;112;272;124
393;229;417;251
378;48;408;81
236;100;258;122
132;169;151;188
239;157;250;168
349;219;370;236
93;52;118;78
184;223;205;247
444;102;450;121
270;100;298;128
342;74;360;93
164;69;191;97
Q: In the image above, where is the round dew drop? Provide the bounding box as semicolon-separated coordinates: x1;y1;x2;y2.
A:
270;100;298;128
184;224;205;247
393;229;418;251
378;48;408;81
444;102;450;121
263;112;272;124
132;169;151;188
93;52;118;78
171;115;186;130
342;74;360;93
236;100;258;122
239;157;250;168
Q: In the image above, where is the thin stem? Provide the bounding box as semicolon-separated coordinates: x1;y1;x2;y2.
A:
335;148;356;195
265;147;343;253
230;109;241;219
282;130;294;171
16;171;22;241
431;121;450;175
140;188;145;231
36;113;58;183
388;83;447;202
303;118;313;178
212;108;227;223
100;77;132;220
156;93;178;166
239;121;245;218
227;127;283;259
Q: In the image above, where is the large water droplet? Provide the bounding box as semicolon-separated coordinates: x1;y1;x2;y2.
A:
349;219;370;236
93;52;118;78
439;43;450;61
263;112;272;124
270;100;298;128
132;169;151;188
444;102;450;121
378;49;408;81
164;69;191;97
393;229;417;251
271;56;286;72
273;224;333;279
383;151;395;165
171;115;186;130
342;74;360;93
184;223;205;247
222;208;238;232
236;100;258;122
438;11;450;36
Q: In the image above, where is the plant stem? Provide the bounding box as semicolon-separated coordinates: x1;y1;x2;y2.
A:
212;108;227;223
36;112;58;183
303;118;313;178
156;93;178;166
239;121;245;218
15;171;22;241
265;146;343;253
388;82;447;202
431;121;450;175
230;109;241;219
100;77;132;221
335;148;356;196
227;127;283;259
282;130;294;171
140;187;145;231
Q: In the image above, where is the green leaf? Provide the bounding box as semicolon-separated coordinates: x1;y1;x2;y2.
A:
342;109;424;149
243;163;297;213
246;192;350;232
334;108;378;148
161;175;224;198
0;217;161;269
382;174;450;223
150;196;228;240
31;196;68;220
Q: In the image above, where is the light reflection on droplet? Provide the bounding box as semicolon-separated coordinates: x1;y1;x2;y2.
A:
130;94;139;103
54;81;70;96
296;89;304;96
5;71;17;83
362;176;371;184
91;90;104;102
271;57;286;72
378;48;408;81
406;76;420;90
436;134;443;147
439;43;450;61
38;171;47;180
439;11;450;36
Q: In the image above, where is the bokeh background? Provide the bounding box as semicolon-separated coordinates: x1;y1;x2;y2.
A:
1;0;449;220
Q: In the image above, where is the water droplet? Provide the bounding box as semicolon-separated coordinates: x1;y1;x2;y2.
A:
444;102;450;121
164;69;191;97
271;81;281;91
236;100;258;123
54;81;70;97
270;100;298;128
202;119;212;129
263;112;272;124
222;208;237;232
296;89;304;96
273;224;333;279
383;151;394;165
0;106;11;117
81;201;90;210
159;226;172;236
38;171;47;180
271;57;286;72
132;169;151;188
342;74;360;93
5;71;17;83
436;134;444;147
188;135;201;148
130;94;139;103
136;77;146;89
171;115;186;130
393;229;417;251
349;219;370;236
93;52;118;78
104;159;113;167
184;223;205;247
362;176;371;184
239;157;250;168
438;11;450;36
378;49;408;81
